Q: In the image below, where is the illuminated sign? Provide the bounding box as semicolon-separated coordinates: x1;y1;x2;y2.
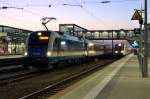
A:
132;41;139;47
39;36;49;40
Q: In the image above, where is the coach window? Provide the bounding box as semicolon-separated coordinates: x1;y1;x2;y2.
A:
60;40;68;51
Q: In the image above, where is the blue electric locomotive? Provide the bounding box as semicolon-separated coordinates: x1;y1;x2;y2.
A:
24;31;129;70
24;31;105;69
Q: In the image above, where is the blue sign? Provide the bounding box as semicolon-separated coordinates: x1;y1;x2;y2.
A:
132;41;139;47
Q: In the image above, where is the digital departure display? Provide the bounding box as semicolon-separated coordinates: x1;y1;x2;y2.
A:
39;36;49;40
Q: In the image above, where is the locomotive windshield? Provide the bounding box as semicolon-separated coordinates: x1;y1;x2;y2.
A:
28;31;50;46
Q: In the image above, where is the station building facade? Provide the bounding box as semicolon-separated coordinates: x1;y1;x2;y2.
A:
0;25;32;55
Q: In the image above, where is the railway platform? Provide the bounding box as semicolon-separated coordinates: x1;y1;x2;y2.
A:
49;54;150;99
0;55;24;59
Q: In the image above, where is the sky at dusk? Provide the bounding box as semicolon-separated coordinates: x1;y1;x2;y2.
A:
0;0;149;31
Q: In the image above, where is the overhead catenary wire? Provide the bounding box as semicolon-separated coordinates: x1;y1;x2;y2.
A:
0;6;23;10
0;0;141;30
48;0;84;25
0;1;43;30
0;14;38;30
0;0;83;30
2;0;139;7
73;0;109;28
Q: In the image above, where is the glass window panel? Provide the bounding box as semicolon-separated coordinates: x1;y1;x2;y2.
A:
78;31;83;37
113;31;117;38
93;32;99;39
120;31;126;38
59;25;73;35
101;32;109;38
85;32;91;39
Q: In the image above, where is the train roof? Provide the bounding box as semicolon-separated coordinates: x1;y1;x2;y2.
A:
29;30;84;42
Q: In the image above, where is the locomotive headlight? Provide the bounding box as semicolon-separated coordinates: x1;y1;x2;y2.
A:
85;51;88;56
24;52;28;56
38;32;42;36
118;43;122;47
121;50;124;53
115;51;118;53
88;43;94;47
61;41;66;45
47;51;51;57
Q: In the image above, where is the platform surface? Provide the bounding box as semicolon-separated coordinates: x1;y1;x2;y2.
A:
0;55;24;59
48;54;150;99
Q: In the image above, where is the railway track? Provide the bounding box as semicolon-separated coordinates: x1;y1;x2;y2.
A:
0;57;27;66
0;56;38;84
0;64;37;84
0;65;26;73
20;59;115;99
